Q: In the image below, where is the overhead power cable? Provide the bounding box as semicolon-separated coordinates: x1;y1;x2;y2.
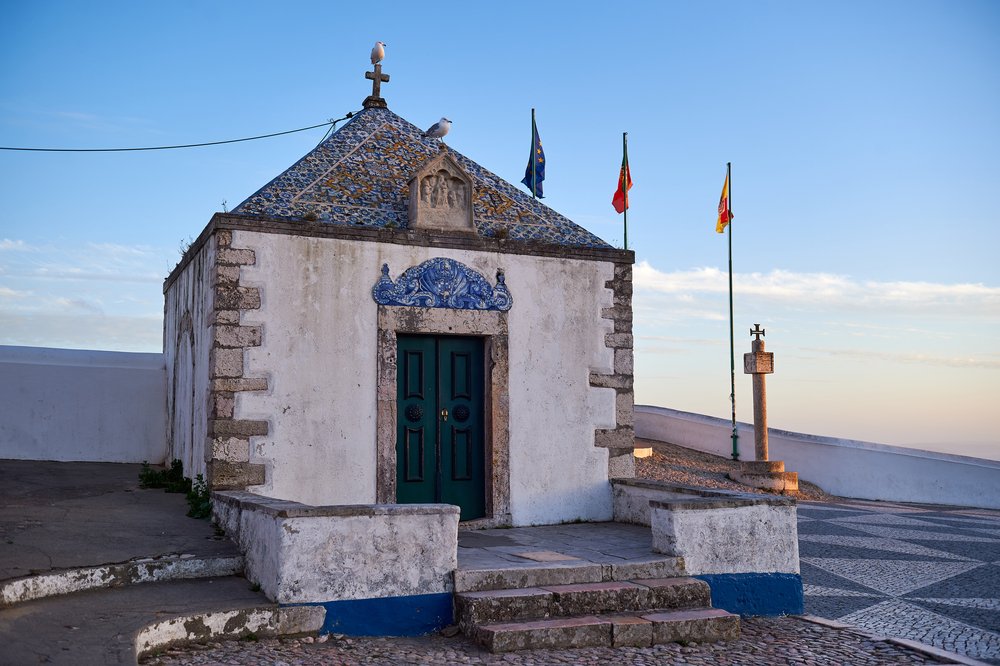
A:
0;112;356;153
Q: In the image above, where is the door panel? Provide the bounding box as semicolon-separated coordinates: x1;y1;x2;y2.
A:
396;335;485;520
396;336;436;505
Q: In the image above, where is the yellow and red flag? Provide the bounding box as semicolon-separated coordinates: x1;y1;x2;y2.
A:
716;167;733;233
612;149;632;214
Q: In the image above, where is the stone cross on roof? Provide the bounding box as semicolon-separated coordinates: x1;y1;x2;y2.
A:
363;64;390;109
750;324;765;341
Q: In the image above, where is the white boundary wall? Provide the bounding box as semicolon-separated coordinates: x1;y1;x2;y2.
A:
637;405;1000;509
0;345;167;463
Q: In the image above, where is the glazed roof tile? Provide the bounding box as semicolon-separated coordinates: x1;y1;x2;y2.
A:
232;106;612;249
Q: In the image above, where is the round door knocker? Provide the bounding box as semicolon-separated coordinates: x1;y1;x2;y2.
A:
453;405;470;423
405;404;423;422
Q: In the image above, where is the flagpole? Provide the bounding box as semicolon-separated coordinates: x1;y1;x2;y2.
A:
727;161;739;460
530;108;537;200
623;132;628;250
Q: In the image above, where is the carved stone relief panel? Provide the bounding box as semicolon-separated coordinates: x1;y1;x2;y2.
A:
408;153;476;234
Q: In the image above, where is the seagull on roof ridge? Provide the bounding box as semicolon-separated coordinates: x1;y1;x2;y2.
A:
424;117;452;140
371;41;386;65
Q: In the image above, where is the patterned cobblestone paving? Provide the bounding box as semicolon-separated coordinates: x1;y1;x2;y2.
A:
143;616;946;665
799;499;1000;664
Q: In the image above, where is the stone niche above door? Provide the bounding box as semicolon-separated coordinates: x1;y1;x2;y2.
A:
408;152;476;235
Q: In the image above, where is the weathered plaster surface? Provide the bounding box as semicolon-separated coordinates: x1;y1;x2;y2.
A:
213;491;459;604
651;501;800;576
231;230;619;524
164;237;216;479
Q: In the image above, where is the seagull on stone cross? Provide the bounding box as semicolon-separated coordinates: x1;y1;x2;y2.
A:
370;41;386;65
424;117;452;140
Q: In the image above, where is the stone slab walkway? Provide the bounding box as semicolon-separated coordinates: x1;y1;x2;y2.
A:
458;521;663;570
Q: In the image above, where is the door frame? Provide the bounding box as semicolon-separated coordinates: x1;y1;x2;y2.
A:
376;305;511;528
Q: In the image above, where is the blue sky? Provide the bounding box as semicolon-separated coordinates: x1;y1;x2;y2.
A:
1;1;998;459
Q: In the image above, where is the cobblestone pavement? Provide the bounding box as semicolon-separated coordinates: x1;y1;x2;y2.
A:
144;616;949;665
799;499;1000;665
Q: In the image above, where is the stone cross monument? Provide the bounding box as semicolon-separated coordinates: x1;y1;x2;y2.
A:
728;324;798;493
364;63;390;109
744;324;774;461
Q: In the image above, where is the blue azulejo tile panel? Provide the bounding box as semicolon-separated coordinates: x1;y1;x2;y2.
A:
372;258;512;312
231;106;613;250
284;592;454;637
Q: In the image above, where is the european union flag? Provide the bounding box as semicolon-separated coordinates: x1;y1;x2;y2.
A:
521;110;545;198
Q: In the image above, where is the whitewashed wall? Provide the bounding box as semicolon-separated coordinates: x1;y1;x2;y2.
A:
637;405;1000;509
0;345;166;463
163;239;216;479
235;230;615;525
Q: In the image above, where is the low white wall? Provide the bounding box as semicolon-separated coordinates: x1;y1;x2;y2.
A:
213;491;459;604
0;345;166;463
651;499;799;576
637;405;1000;509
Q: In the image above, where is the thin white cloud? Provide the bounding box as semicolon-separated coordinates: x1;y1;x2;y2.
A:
798;346;1000;370
634;261;1000;317
0;239;30;251
0;312;162;353
0;241;170;284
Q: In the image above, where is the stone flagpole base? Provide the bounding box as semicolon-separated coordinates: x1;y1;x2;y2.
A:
729;460;799;493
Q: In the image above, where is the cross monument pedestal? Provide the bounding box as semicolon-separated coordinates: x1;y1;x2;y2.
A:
728;325;799;493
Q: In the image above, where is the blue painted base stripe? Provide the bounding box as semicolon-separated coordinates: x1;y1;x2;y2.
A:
284;592;453;636
695;572;804;617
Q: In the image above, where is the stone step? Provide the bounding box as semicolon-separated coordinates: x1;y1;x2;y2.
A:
0;576;321;665
475;607;740;653
456;577;710;630
453;556;686;593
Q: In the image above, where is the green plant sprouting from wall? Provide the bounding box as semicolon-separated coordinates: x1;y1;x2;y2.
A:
138;460;211;519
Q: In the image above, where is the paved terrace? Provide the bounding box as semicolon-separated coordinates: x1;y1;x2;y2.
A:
1;458;997;665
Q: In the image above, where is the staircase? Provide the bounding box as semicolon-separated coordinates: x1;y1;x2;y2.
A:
454;566;740;653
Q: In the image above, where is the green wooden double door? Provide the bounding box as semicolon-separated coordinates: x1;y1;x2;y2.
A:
396;335;486;521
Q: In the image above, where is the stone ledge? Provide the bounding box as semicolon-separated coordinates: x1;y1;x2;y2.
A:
588;373;633;390
212;490;462;519
165;216;635;291
604;333;633;349
208;461;266;489
209;347;244;378
211;377;268;392
209;419;269;437
612;478;795;507
216;248;256;266
214;325;262;348
594;427;635;449
215;286;261;311
614;349;633;375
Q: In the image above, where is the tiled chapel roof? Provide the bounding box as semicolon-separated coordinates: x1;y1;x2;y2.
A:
232;106;613;250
